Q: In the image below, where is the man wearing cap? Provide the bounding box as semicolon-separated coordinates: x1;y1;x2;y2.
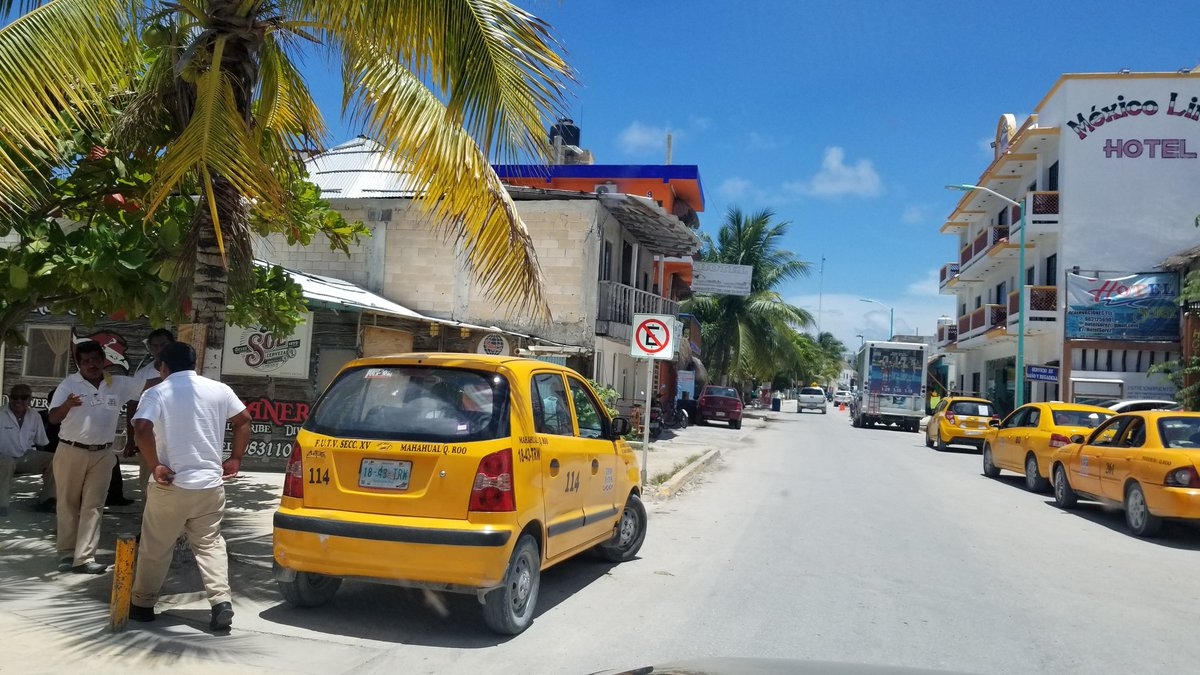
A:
49;340;145;574
0;384;49;517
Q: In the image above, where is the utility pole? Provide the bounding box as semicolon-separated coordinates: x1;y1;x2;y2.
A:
817;255;825;336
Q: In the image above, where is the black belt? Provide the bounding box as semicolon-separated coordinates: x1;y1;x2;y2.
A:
60;439;112;451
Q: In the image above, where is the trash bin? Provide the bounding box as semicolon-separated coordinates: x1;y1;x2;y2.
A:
771;397;781;412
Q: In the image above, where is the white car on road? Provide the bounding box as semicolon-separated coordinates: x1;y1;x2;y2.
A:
798;387;828;414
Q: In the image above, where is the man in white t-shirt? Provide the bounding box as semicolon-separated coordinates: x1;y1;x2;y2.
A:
129;341;251;632
49;341;145;574
0;383;49;517
127;328;176;495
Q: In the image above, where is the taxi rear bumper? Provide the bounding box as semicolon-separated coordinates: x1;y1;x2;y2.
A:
1143;485;1200;520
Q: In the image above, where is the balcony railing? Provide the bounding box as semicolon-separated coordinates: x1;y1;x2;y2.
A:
957;303;1008;343
959;241;973;266
596;280;679;341
939;262;960;289
958;313;971;336
937;324;958;345
1028;191;1060;222
1006;285;1059;334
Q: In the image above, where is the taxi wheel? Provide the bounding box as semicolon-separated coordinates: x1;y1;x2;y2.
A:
1053;465;1077;509
482;535;541;635
731;420;742;430
1024;454;1050;492
924;427;934;448
278;571;342;608
601;493;648;563
935;431;950;452
982;444;1000;478
1124;482;1163;538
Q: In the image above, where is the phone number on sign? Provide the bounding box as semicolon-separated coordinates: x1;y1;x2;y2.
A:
224;440;294;458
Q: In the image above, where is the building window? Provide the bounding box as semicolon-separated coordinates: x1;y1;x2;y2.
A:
995;281;1007;305
24;325;73;379
1045;254;1057;287
1047;161;1059;191
1026;266;1035;286
997;206;1009;227
975;296;982;310
621;242;634;286
599;240;613;281
971;372;981;398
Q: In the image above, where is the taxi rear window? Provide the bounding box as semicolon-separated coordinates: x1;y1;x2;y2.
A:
1051;410;1111;428
949;401;992;416
1158;417;1200;448
305;366;510;442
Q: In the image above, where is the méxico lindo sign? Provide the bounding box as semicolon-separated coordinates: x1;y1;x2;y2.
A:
221;312;314;379
1067;92;1200;159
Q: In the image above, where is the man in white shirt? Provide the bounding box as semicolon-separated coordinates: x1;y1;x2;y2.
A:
129;341;251;632
0;384;49;517
49;340;145;574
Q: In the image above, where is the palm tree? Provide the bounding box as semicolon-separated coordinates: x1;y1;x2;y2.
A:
686;207;813;385
0;0;570;374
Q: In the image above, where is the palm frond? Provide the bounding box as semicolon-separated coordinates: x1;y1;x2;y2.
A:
299;0;572;163
0;0;137;202
257;32;326;145
342;42;548;318
145;39;285;241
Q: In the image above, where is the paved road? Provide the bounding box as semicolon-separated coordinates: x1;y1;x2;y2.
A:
10;410;1200;674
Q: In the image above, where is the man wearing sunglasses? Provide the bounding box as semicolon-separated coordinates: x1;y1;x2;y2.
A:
0;384;49;517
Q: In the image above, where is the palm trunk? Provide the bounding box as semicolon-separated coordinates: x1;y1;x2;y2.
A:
184;1;263;379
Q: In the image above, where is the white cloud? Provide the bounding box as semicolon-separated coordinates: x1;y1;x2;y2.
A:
902;205;926;225
718;176;753;200
746;131;784;151
905;268;942;297
793;147;883;198
618;121;677;156
788;272;955;348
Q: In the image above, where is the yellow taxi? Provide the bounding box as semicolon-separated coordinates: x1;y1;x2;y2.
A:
272;354;646;634
925;396;996;451
1049;411;1200;537
982;402;1113;492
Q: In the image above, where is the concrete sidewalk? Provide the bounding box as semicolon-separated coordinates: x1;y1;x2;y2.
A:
0;419;762;671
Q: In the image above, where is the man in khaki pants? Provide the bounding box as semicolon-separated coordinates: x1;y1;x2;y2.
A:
49;341;145;574
129;342;251;632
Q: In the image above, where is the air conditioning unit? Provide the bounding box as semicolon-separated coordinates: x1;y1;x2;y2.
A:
594;183;619;195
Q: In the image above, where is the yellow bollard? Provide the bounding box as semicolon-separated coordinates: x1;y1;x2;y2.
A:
109;534;137;632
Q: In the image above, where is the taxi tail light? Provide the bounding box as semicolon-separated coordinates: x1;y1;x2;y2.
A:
1165;467;1200;488
944;411;956;424
1049;433;1071;448
469;449;515;512
282;444;304;498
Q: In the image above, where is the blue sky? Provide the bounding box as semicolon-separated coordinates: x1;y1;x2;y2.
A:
312;1;1200;350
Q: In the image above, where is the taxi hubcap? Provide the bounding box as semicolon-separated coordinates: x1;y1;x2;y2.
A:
1129;490;1146;527
618;508;637;547
512;558;532;608
1027;457;1037;478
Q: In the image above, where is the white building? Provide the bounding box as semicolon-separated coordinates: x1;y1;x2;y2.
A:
937;71;1200;411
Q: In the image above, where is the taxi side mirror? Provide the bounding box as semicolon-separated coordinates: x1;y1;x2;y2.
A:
1070;434;1085;445
610;416;631;438
988;418;1000;428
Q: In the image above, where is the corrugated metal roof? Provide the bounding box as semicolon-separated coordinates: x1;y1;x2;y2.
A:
304;137;419;198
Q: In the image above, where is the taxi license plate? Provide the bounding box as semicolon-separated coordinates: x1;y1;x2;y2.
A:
715;411;726;417
359;459;412;490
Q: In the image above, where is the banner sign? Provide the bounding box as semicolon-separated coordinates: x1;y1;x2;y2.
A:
221;313;314;379
1065;272;1180;341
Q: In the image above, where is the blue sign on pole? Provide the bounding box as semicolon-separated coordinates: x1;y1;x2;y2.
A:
1025;365;1059;383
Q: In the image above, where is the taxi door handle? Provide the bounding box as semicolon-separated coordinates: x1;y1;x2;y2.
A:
591;458;600;474
548;459;560;477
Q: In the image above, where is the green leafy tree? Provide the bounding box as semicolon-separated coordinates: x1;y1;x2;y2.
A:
686;207;813;385
0;105;363;344
0;0;571;374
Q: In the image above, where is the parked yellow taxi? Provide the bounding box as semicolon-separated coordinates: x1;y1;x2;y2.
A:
272;354;646;634
925;396;997;451
1049;411;1200;537
982;402;1113;492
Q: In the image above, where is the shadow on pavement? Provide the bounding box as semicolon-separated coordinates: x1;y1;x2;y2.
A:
257;553;621;647
1040;499;1200;551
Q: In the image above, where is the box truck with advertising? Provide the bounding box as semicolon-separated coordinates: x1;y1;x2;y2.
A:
852;340;928;432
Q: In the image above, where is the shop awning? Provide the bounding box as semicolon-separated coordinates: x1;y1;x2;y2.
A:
597;193;702;257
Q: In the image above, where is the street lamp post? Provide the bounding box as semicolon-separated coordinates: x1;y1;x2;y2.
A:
946;183;1026;407
859;298;894;340
856;334;865;348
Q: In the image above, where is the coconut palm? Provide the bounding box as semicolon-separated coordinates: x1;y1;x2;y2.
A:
687;206;813;384
0;0;570;373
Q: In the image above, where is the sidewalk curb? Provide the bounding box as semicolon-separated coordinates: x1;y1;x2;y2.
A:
656;447;722;499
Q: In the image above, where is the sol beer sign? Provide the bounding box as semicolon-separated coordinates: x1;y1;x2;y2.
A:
221;312;314;379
